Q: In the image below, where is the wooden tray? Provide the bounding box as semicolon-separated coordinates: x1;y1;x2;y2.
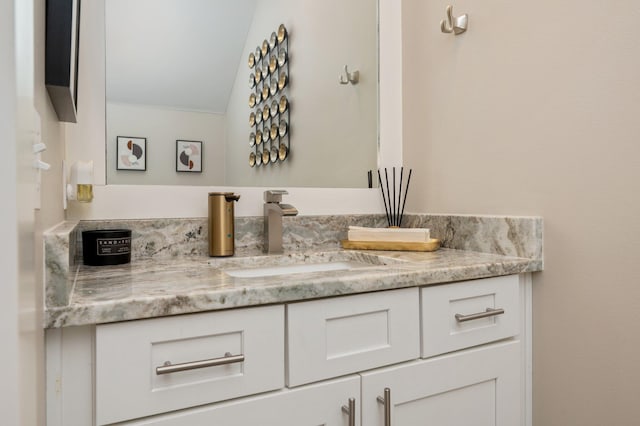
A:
340;238;441;252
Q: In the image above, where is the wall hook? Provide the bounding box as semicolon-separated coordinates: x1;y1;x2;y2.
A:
339;65;360;85
440;5;468;35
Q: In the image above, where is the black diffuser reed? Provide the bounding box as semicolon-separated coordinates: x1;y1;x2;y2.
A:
378;167;412;227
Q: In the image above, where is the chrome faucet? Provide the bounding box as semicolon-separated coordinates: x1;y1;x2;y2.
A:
263;190;298;254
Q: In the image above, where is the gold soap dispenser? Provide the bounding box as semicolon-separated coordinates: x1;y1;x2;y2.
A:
208;192;241;257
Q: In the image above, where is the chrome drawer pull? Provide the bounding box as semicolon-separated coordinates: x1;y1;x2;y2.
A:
455;307;505;323
341;397;356;426
156;352;245;375
376;387;391;426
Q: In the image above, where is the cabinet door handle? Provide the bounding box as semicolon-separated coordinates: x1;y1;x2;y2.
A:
341;397;356;426
155;352;244;375
455;307;505;323
376;387;391;426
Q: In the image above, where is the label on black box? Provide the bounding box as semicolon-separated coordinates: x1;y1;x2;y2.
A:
96;237;131;256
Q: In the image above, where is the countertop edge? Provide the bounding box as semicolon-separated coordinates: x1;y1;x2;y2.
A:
45;255;537;328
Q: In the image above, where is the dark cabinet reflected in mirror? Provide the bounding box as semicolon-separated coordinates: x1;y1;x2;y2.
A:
46;0;81;123
105;0;378;188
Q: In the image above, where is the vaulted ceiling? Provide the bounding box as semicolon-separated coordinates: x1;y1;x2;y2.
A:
106;0;257;113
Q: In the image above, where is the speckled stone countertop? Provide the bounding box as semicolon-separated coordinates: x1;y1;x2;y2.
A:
44;214;543;328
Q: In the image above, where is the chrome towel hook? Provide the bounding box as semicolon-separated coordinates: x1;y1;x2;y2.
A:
440;5;468;35
339;65;360;85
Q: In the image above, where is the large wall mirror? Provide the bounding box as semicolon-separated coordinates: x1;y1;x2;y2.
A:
105;0;378;188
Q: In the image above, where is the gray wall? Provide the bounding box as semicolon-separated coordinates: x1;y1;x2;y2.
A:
224;0;378;188
106;103;226;185
0;0;19;422
402;0;640;424
2;0;67;424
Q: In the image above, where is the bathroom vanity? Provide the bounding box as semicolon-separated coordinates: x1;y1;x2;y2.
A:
44;214;542;426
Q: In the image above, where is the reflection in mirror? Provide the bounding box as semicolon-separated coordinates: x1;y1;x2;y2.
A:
105;0;378;188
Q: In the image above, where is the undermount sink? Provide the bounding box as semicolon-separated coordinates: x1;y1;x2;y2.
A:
208;251;405;278
224;261;367;278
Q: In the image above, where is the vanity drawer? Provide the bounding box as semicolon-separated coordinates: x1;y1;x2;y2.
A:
287;287;420;387
95;305;284;425
421;275;520;358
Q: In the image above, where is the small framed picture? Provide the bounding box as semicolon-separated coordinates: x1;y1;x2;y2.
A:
116;136;146;171
176;140;203;172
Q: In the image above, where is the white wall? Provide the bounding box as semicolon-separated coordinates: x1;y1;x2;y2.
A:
0;1;19;423
225;0;378;188
106;102;225;185
1;0;67;424
402;0;640;425
33;1;69;424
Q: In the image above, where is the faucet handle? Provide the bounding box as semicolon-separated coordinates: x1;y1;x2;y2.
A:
264;189;288;203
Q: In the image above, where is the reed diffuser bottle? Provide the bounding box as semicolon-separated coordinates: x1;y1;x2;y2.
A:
378;167;412;227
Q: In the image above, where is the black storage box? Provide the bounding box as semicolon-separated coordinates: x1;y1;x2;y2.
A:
82;229;131;266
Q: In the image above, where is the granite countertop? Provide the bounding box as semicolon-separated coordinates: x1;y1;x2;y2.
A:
44;247;541;328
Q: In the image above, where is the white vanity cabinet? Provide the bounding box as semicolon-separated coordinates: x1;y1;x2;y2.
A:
95;306;285;425
361;340;521;426
286;287;420;387
46;274;531;426
420;275;521;358
118;375;360;426
361;274;525;426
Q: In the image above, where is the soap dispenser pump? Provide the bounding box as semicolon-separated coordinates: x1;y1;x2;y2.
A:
208;192;241;257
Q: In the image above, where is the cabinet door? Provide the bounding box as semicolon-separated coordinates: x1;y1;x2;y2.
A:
421;275;520;358
119;375;360;426
96;305;284;424
361;340;521;426
288;287;419;386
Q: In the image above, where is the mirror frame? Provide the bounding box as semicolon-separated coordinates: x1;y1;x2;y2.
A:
65;0;402;219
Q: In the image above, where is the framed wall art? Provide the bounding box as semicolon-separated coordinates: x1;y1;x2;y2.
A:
116;136;146;171
176;140;202;173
